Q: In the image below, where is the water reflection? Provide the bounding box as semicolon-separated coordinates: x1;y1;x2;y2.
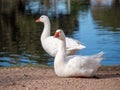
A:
91;0;120;7
75;0;120;65
24;0;70;17
91;0;120;31
0;0;120;67
91;0;113;6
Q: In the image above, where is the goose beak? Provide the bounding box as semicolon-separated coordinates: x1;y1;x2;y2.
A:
35;18;40;22
54;32;59;38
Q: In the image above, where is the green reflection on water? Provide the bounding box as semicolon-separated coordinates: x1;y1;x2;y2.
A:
0;0;120;66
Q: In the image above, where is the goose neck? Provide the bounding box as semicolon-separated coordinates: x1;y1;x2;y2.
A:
41;20;51;41
55;39;66;63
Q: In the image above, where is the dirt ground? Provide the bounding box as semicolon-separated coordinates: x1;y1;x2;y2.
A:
0;66;120;90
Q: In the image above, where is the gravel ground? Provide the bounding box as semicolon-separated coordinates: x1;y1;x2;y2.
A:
0;66;120;90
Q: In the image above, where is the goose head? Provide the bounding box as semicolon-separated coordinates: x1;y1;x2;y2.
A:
54;29;65;40
35;15;49;23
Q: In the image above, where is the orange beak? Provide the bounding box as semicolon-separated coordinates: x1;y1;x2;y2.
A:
54;32;59;38
35;18;40;22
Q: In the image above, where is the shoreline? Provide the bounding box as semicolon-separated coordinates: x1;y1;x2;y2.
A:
0;65;120;70
0;66;120;90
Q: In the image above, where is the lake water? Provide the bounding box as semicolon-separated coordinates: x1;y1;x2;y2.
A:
0;0;120;67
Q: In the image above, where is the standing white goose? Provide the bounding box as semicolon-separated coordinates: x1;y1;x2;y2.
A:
54;29;104;77
35;15;85;57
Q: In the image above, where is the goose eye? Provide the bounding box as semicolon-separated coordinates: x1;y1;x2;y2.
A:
59;30;62;33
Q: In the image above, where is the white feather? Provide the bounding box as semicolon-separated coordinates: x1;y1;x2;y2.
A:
36;15;86;57
54;29;104;77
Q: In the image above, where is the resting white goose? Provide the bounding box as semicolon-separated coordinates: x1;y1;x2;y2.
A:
35;15;85;57
54;29;104;77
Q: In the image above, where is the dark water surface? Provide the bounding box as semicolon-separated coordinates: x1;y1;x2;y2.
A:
0;0;120;67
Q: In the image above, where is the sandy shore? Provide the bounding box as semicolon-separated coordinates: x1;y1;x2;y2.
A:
0;66;120;90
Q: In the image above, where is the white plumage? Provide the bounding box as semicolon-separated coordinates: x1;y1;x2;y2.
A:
35;15;85;57
54;29;104;77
